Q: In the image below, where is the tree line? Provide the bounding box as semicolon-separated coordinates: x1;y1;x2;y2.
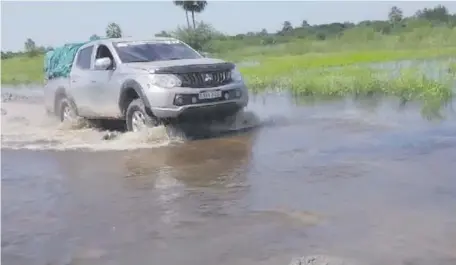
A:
1;2;455;60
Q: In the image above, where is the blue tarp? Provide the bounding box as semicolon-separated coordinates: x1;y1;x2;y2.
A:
44;42;84;80
44;42;88;80
44;35;105;80
44;36;108;80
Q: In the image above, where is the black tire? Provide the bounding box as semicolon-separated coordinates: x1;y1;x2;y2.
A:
57;97;78;123
219;109;244;125
126;99;159;132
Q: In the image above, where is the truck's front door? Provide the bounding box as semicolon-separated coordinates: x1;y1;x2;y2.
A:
69;44;96;117
88;44;121;118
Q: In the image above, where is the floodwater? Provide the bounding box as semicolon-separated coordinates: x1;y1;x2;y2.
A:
2;86;456;265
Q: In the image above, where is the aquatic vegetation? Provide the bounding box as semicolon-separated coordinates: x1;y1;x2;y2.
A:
244;65;454;118
252;65;454;120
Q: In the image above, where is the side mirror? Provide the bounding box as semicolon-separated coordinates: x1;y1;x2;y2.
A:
200;52;210;58
94;57;112;70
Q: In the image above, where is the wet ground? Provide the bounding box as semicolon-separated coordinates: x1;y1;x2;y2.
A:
2;86;456;265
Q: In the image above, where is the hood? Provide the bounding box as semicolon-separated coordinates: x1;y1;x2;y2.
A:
123;58;229;73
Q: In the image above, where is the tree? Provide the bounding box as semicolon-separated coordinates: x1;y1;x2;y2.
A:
259;28;268;36
89;34;101;41
171;21;220;51
282;21;293;32
106;23;122;38
24;38;38;57
155;30;172;37
415;5;449;23
301;20;310;28
388;6;403;24
173;1;191;29
1;51;13;60
173;1;208;29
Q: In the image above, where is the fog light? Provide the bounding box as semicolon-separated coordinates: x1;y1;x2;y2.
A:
175;96;184;105
235;90;241;97
191;97;197;104
224;93;230;100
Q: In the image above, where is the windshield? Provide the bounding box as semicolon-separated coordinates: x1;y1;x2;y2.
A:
113;41;202;63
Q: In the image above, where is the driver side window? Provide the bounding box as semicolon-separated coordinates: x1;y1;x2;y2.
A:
95;44;115;70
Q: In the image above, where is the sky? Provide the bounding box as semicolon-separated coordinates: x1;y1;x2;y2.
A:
2;1;456;52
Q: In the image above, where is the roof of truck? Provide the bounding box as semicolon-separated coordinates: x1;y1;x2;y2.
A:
92;37;181;45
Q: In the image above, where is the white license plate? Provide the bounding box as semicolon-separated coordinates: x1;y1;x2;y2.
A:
198;90;222;100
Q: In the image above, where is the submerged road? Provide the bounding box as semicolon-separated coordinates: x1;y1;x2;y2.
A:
2;88;456;265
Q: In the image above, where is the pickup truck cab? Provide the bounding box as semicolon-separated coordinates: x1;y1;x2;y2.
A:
44;37;249;132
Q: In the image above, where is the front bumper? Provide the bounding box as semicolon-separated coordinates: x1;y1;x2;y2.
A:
145;82;249;119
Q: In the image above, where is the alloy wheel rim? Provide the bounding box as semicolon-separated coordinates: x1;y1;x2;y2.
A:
62;105;74;122
131;110;146;132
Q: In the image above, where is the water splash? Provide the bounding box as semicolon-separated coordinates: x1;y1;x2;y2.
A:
1;87;262;151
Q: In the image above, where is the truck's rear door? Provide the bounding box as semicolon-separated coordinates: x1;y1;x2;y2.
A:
69;44;96;117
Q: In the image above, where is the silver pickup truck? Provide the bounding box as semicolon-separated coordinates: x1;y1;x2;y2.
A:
44;37;249;132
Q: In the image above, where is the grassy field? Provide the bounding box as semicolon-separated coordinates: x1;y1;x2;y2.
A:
2;55;44;85
236;48;456;80
2;47;456;85
215;26;456;61
2;26;456;113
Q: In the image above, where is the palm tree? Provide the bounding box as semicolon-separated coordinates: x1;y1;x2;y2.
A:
106;22;122;38
173;1;191;29
189;1;207;29
173;1;208;29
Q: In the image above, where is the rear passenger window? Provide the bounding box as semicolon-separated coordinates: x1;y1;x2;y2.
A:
76;45;93;69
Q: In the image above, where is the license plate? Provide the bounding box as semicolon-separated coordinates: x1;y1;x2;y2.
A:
198;90;222;100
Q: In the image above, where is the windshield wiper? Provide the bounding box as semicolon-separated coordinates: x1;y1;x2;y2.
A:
127;59;152;63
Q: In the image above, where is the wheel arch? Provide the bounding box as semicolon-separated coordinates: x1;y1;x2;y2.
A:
118;79;152;117
54;86;68;114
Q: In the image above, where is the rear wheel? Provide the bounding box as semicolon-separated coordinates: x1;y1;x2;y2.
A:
58;98;78;123
126;99;159;132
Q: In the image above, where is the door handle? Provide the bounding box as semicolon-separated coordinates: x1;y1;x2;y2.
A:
91;80;96;83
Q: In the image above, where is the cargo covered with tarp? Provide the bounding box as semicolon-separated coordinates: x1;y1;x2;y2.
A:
44;36;104;80
44;42;87;80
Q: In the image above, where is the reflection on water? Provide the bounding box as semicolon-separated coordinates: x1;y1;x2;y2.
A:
122;133;255;188
52;132;257;191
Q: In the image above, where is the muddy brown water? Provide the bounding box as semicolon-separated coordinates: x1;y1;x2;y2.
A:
2;87;456;265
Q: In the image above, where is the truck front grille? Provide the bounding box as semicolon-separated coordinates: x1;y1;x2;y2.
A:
177;71;232;88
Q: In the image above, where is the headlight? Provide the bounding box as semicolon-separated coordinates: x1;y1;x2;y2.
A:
149;74;182;88
231;67;243;82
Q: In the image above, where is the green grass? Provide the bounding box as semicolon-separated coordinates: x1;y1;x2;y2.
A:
2;47;455;86
216;26;456;62
1;55;44;85
1;35;455;116
236;48;456;79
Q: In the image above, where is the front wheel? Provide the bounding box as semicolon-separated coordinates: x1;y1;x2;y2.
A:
125;99;160;132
